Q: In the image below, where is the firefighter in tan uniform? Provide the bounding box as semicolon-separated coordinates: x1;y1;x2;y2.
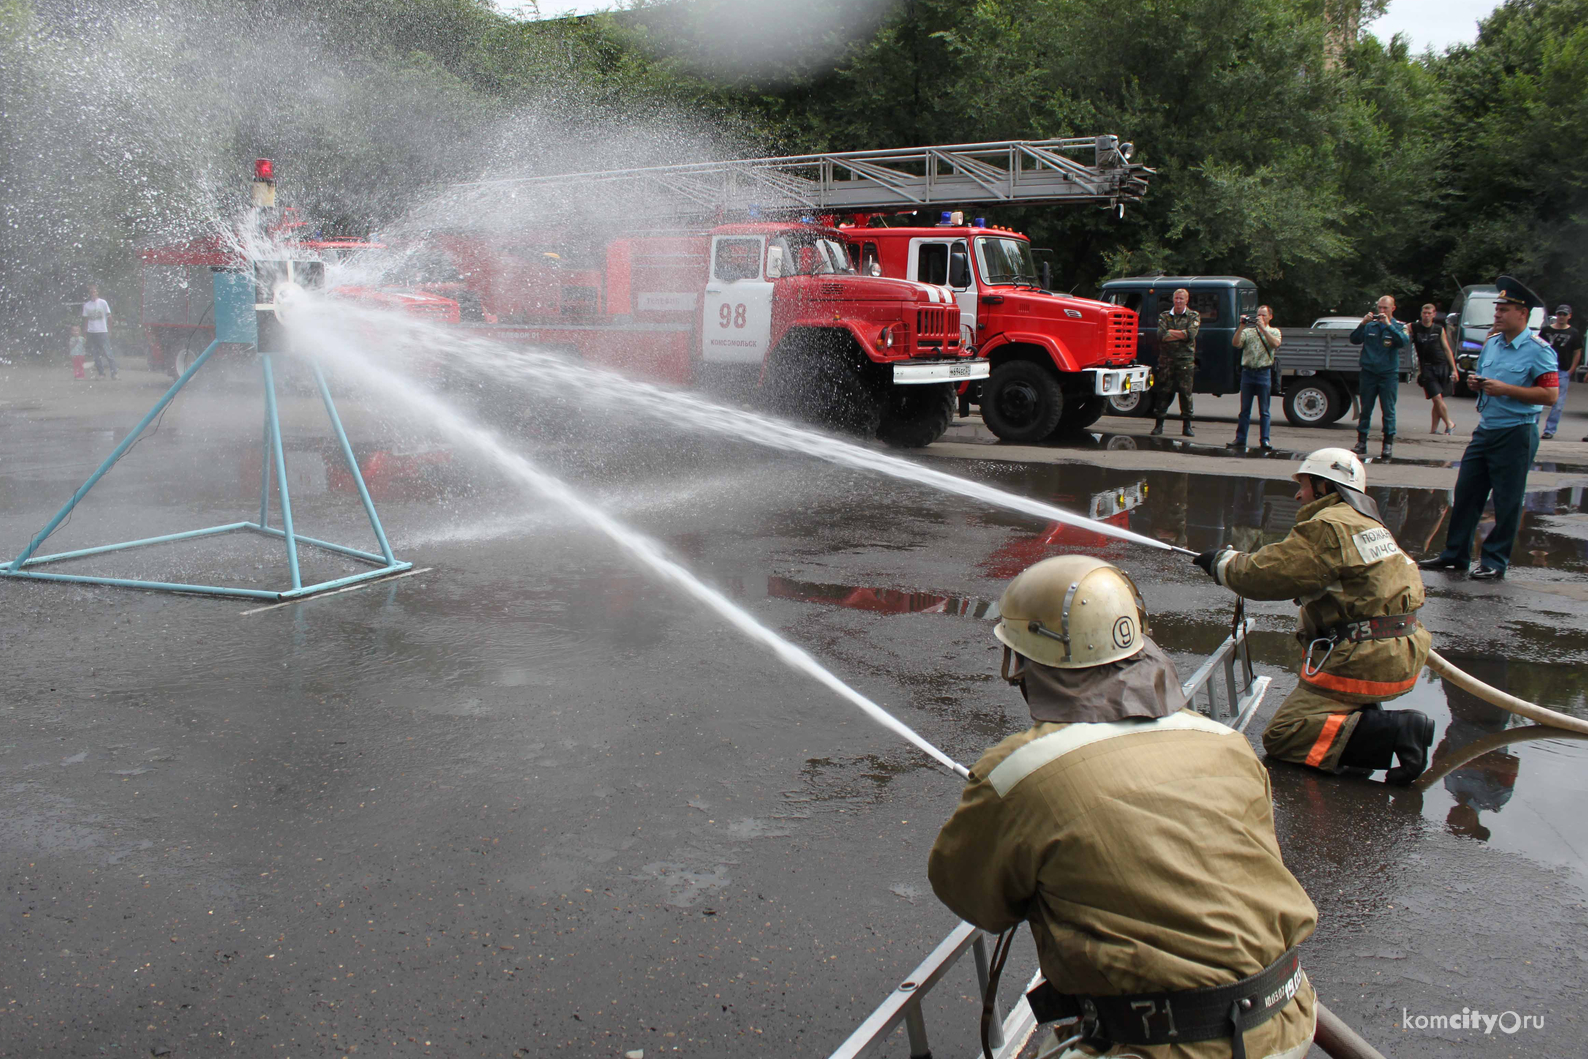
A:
930;556;1318;1059
1194;448;1435;782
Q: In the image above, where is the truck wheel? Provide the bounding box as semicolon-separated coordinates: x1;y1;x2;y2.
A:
765;344;882;437
1283;379;1342;427
1105;391;1150;417
1326;392;1353;423
877;383;957;448
1051;395;1106;436
982;361;1064;443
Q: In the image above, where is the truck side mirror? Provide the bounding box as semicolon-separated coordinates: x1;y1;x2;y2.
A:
1040;262;1052;291
948;246;971;290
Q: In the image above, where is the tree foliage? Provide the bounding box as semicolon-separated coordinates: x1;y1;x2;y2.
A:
4;0;1587;346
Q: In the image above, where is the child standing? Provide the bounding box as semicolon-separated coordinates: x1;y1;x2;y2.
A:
68;326;87;379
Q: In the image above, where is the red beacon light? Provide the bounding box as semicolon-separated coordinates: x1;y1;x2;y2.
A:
251;158;277;208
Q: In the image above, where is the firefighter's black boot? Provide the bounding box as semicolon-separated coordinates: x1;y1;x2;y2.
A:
1385;710;1435;785
1381;435;1395;461
1150;418;1165;436
1337;705;1396;771
1182;419;1194;437
1352;433;1369;457
1338;707;1434;783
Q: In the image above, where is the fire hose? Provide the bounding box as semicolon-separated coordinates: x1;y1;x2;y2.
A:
1414;722;1588;790
1426;649;1588;736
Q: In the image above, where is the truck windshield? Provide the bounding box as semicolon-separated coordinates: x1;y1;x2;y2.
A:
1461;296;1497;328
768;234;855;276
975;236;1039;286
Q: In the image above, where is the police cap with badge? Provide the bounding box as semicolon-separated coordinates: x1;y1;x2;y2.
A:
1495;274;1544;313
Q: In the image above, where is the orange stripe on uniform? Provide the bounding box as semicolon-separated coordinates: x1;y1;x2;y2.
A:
1302;670;1419;697
1304;713;1349;768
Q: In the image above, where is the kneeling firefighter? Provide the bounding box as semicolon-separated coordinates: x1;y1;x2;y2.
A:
1194;447;1435;782
929;556;1318;1059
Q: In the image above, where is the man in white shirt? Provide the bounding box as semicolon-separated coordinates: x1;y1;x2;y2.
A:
81;285;117;379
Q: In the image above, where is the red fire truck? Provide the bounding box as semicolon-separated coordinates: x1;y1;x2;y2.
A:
839;217;1146;442
421;136;1149;447
420;222;975;446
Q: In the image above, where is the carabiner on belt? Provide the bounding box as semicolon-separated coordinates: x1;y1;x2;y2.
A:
1302;636;1336;678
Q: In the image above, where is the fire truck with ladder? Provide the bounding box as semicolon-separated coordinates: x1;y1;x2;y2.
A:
408;135;1151;447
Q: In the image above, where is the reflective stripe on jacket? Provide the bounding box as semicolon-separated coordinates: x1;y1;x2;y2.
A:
929;710;1318;1058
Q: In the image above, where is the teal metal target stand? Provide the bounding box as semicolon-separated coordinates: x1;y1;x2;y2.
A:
0;269;412;601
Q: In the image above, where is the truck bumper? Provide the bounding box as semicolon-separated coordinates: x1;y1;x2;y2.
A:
892;359;990;385
1084;365;1151;396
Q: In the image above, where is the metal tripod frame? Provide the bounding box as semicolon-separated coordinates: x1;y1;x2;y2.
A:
0;341;412;601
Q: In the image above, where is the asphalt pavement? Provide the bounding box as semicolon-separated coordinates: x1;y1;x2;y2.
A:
2;359;1585;1058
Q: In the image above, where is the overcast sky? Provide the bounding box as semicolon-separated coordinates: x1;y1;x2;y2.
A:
509;1;1499;55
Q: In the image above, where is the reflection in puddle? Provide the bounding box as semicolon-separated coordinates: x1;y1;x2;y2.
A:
946;462;1588;572
991;428;1588;474
768;576;998;619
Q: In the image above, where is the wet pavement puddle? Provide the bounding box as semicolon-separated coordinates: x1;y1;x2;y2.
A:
5;408;1588;1056
959;428;1588;474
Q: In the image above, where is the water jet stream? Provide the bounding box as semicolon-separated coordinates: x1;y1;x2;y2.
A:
315;299;1191;557
290;300;971;780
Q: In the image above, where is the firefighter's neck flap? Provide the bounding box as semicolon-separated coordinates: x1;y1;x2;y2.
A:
1003;637;1187;724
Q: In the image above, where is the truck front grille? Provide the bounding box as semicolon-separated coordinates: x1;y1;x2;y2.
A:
1106;308;1138;360
915;305;961;349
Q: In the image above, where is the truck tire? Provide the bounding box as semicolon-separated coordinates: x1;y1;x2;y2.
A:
1105;390;1151;417
1052;395;1106;436
877;383;957;448
765;340;882;437
1283;379;1343;427
982;361;1064;443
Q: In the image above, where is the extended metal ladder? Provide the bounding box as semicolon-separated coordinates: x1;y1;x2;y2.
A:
453;136;1151;219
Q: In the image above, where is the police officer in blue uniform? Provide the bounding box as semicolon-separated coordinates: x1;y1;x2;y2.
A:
1419;276;1560;581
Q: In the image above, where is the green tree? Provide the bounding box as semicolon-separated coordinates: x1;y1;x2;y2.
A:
1435;0;1588;309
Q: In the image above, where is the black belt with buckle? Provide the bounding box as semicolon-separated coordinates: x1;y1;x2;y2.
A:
1025;947;1303;1059
1328;611;1421;643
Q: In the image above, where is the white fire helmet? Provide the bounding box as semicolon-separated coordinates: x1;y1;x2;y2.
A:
994;555;1149;669
1293;447;1366;494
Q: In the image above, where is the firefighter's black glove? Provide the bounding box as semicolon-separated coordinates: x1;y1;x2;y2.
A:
1193;550;1220;578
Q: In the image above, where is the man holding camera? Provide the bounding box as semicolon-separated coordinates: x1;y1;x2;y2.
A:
1227;305;1282;453
1150;287;1199;437
1349;295;1408;459
1419;276;1558;581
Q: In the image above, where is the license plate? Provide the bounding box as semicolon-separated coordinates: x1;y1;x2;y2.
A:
949;363;970;377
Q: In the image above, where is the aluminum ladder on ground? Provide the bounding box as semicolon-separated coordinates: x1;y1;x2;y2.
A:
828;621;1270;1059
452;136;1152;219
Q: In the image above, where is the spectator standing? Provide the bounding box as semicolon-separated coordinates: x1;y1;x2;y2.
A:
68;326;87;380
1411;303;1458;435
1226;304;1281;453
81;285;117;379
1349;295;1407;459
1535;304;1582;439
1149;287;1199;437
1419;276;1558;581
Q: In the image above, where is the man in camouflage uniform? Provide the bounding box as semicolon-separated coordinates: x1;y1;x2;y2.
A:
931;555;1318;1059
1194;447;1436;783
1151;287;1200;436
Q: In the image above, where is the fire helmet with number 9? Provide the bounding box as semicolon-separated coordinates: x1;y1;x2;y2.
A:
994;555;1149;670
